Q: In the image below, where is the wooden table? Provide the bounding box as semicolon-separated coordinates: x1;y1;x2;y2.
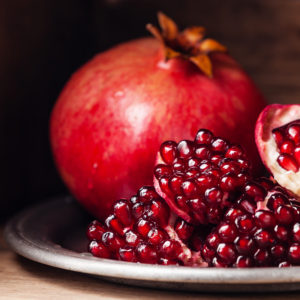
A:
2;228;300;300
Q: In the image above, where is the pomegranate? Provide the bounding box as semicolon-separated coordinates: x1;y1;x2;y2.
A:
201;178;300;267
153;129;252;224
87;186;208;266
255;104;300;197
50;13;265;220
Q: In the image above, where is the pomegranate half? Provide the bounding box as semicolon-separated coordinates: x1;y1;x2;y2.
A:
50;13;266;220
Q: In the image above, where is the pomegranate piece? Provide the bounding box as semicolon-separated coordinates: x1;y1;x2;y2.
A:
201;178;300;267
87;186;207;266
154;129;252;224
201;178;300;268
255;104;300;197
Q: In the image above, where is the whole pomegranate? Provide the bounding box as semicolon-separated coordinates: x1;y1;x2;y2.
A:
50;13;265;220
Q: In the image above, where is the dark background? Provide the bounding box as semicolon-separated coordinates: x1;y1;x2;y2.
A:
1;0;299;222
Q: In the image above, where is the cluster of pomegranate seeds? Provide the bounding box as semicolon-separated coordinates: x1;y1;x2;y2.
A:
87;186;200;265
201;178;300;267
272;119;300;172
154;129;251;225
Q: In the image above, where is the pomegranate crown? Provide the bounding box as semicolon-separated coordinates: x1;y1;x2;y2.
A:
146;12;227;78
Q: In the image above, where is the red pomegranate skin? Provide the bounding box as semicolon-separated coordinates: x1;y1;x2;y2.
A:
50;38;266;220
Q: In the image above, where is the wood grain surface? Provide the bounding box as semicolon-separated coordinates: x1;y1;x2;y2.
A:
1;228;300;300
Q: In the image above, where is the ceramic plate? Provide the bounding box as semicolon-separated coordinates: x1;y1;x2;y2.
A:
5;196;300;292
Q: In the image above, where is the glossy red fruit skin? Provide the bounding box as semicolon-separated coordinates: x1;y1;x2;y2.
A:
255;104;300;197
50;37;265;220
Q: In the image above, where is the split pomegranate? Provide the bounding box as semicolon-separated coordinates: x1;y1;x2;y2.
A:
201;178;300;267
255;104;300;197
87;186;207;266
153;129;252;224
50;13;265;221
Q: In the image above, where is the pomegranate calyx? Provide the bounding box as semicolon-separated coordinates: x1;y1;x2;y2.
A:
146;12;227;77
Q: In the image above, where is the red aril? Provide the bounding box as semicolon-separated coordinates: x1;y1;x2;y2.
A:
50;13;265;220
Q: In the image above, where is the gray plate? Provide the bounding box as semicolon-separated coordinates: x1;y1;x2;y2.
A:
4;196;300;293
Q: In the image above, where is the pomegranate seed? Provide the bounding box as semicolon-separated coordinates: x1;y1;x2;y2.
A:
272;129;284;146
154;164;172;178
274;225;289;241
205;187;223;204
195;129;213;144
160;141;177;164
254;210;276;229
267;193;289;211
271;244;285;260
288;244;300;263
218;223;237;243
280;140;295;154
87;220;106;241
148;228;167;245
119;246;137;262
293;223;300;242
175;219;194;241
277;154;299;172
138;186;158;202
136;243;157;264
212;256;228;268
114;200;132;227
295;146;300;164
254;249;269;266
172;158;186;174
206;232;221;248
220;174;238;191
177;140;194;159
89;241;111;258
244;182;266;202
234;236;254;255
225;145;244;159
211;138;228;153
234;256;253;268
136;219;152;238
217;243;237;264
175;195;190;212
105;215;124;236
275;205;294;225
131;203;144;219
235;215;255;233
220;159;240;174
287;123;300;144
181;180;199;197
124;230;140;247
254;229;274;248
202;244;215;262
187;157;201;168
279;261;291;267
102;231;124;252
225;207;244;222
195;145;210;159
159;240;182;260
